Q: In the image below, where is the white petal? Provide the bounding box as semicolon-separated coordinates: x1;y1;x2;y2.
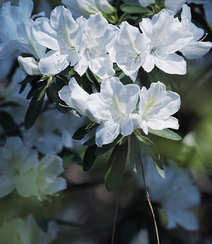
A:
39;50;70;75
155;53;186;74
89;55;115;79
180;41;212;59
15;170;39;199
0;41;17;59
33;17;60;50
59;77;89;116
95;120;120;147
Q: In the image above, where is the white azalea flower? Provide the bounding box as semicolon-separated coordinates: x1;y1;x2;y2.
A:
165;0;186;14
132;82;180;134
0;214;58;244
0;0;46;60
33;6;85;75
106;21;148;81
135;156;201;230
59;77;140;147
139;9;193;74
179;4;212;59
138;0;155;7
58;78;89;117
0;137;66;201
62;0;115;19
86;77;139;147
74;13;117;79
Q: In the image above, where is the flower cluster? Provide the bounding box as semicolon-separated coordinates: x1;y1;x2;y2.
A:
1;0;211;81
59;78;180;147
0;137;67;201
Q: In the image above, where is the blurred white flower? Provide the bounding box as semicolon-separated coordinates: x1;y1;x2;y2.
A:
138;0;154;7
179;4;212;59
22;108;89;154
0;137;66;201
0;214;58;244
135;156;201;230
0;0;46;60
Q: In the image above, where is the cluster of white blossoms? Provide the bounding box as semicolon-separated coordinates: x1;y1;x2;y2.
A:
1;0;211;80
0;0;210;240
59;78;180;147
0;137;67;201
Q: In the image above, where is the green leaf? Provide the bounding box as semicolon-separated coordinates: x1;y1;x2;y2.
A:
120;4;153;15
154;158;165;178
129;133;142;172
83;136;96;146
83;144;97;171
95;135;122;155
63;154;74;167
134;130;165;178
24;82;48;130
79;74;93;94
72;123;98;140
48;81;68;113
148;128;182;141
134;130;160;160
85;69;95;83
19;74;40;85
24;197;48;232
147;67;172;90
105;140;128;191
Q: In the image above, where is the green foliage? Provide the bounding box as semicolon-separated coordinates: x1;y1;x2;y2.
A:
24;81;48;130
48;80;68;113
147;67;172;90
134;129;165;178
72;122;98;140
129;133;142;172
0;111;22;137
105;140;128;191
23;197;48;233
95;135;122;155
83;144;98;171
148;128;182;141
120;4;153;16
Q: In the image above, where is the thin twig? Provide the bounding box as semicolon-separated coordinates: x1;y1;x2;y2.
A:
111;183;121;244
140;161;161;244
